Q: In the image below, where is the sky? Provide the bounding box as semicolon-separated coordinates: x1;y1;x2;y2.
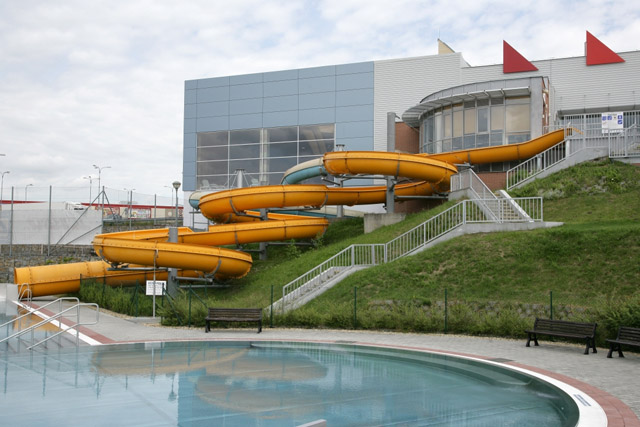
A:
1;0;639;202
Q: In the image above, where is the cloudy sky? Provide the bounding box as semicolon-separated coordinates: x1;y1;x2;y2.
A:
1;0;639;202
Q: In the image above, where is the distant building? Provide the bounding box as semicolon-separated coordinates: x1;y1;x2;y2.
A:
182;34;640;225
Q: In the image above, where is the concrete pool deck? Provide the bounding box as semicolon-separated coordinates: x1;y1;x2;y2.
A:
22;298;640;426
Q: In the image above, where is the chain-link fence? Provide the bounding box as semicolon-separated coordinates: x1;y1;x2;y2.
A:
0;185;183;253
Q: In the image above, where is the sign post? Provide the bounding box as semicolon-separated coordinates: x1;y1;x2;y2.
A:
146;280;166;318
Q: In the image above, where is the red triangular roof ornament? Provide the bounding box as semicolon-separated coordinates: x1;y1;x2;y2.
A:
586;31;624;65
503;41;538;73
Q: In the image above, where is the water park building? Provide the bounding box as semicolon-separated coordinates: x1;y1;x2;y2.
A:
182;33;640;225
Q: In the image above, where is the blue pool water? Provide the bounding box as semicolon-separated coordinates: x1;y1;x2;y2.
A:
0;340;578;426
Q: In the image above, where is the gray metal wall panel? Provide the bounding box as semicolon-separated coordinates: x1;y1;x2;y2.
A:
230;83;263;100
197;86;229;103
230;98;263;115
264;79;298;97
197;76;229;88
183;151;196;175
196;116;228;132
185;89;197;104
339;136;374;150
337;72;374;91
373;54;464;151
299;76;336;94
264;69;299;82
299;92;335;109
336;105;374;123
263;111;298;128
299;108;335;125
299;65;336;78
263;95;298;112
230;73;262;85
229;113;262;130
197;101;229;118
184;103;197;119
185;80;198;90
184;133;196;149
337;121;374;138
337;88;374;106
183;175;196;190
184;118;196;133
337;61;374;74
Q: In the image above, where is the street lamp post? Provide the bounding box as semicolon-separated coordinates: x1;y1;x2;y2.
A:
24;183;33;201
93;164;110;221
83;175;93;206
172;181;181;226
93;164;111;196
1;171;9;207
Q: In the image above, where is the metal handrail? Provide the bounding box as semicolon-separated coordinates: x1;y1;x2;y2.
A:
17;283;32;302
279;197;543;311
0;297;79;329
0;302;99;350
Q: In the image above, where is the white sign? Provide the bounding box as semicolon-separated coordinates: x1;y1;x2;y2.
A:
602;112;623;134
146;280;166;296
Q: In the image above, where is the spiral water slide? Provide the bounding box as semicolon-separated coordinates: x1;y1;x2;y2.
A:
13;129;566;297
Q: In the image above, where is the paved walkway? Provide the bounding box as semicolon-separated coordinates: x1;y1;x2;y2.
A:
31;299;640;426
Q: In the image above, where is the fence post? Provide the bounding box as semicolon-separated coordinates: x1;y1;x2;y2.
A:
188;284;192;327
351;246;355;266
270;285;274;328
353;287;357;330
444;288;448;334
549;290;553;320
47;185;52;256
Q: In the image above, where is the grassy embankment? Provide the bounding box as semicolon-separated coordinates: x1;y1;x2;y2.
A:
80;160;640;344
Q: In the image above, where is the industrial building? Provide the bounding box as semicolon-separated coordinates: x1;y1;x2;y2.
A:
182;33;640;225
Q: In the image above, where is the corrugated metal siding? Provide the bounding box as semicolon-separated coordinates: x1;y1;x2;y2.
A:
373;54;464;151
460;52;640;119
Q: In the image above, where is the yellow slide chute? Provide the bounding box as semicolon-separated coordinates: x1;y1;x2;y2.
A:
14;129;567;297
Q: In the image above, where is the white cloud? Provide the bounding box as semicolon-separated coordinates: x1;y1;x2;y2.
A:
0;0;638;200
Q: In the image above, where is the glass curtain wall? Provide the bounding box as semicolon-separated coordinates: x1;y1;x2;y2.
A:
421;95;531;155
196;124;334;189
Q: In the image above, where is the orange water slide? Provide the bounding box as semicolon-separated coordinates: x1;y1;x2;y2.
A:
13;129;567;297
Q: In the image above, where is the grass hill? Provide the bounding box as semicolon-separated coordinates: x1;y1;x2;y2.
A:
83;159;640;344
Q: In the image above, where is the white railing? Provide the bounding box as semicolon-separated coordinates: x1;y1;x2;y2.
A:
0;299;99;350
507;124;640;189
506;139;568;190
609;124;640;158
279;197;542;311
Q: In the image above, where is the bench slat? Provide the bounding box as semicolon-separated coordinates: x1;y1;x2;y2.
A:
607;326;640;358
525;318;597;355
205;308;263;333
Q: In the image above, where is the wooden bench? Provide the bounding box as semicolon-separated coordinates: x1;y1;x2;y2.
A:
205;308;262;333
525;318;597;355
607;326;640;358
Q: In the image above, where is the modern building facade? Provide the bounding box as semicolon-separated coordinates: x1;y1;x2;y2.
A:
183;35;640;223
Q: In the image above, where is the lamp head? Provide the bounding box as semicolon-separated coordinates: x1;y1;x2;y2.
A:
172;181;181;190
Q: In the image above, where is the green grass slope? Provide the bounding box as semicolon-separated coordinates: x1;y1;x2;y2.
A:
89;159;640;344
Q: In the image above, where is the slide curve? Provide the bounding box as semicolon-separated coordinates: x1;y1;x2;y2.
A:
14;129;567;297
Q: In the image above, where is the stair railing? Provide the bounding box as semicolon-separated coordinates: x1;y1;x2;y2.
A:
279;197;543;311
0;301;99;350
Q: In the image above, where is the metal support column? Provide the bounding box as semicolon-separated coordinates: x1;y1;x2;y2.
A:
167;227;179;297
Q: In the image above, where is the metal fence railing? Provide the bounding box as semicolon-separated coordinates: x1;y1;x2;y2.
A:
0;185;183;254
507;123;640;190
279;197;543;312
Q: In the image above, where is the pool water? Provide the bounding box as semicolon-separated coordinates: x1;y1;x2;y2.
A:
0;340;578;426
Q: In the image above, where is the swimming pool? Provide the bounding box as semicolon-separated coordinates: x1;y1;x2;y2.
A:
0;340;587;426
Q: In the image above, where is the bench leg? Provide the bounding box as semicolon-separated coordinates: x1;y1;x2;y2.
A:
608;343;624;358
257;320;262;334
591;338;597;354
526;333;533;347
583;339;591;355
205;320;210;333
